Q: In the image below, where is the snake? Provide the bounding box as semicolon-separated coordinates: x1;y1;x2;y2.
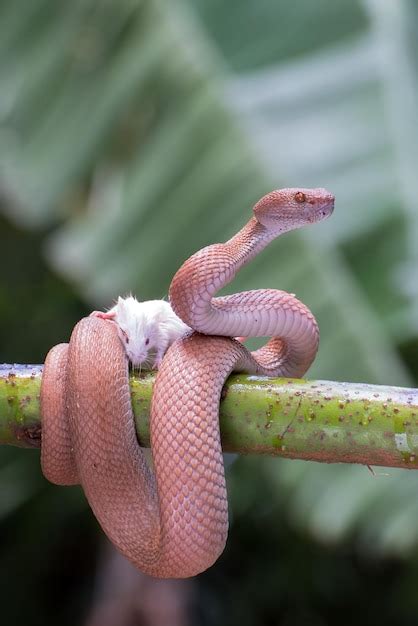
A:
40;187;334;578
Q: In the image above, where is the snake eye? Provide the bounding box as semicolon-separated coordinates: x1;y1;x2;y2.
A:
294;191;306;203
145;338;150;346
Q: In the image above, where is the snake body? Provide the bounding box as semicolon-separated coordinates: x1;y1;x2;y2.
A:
41;188;334;578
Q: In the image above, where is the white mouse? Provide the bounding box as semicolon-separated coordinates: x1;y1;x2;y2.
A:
92;295;191;368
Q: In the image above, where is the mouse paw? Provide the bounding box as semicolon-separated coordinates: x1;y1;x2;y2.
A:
152;355;164;369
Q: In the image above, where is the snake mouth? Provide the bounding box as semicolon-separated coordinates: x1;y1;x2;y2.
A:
314;189;334;221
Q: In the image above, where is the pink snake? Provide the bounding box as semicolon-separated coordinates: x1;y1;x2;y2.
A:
40;188;334;578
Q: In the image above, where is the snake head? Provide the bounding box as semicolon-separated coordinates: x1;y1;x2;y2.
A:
253;187;334;231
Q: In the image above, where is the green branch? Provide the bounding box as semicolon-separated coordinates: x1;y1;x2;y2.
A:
1;364;417;469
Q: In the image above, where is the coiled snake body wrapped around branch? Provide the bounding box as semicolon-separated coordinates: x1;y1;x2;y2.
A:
40;188;334;578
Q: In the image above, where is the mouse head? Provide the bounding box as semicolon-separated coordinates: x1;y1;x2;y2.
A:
114;296;158;366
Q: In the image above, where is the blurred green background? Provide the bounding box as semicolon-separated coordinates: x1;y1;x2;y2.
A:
1;0;418;624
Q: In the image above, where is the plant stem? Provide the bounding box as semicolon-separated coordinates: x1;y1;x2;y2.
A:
1;364;417;469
